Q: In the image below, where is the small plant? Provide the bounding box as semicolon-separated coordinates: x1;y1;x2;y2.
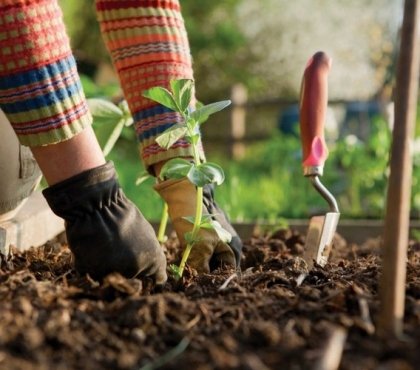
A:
143;79;232;280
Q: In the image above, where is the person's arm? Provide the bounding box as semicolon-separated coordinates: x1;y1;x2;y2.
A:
0;0;167;282
95;0;202;173
0;0;91;148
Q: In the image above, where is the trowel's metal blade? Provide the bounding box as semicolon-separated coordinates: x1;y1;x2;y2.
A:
303;212;340;269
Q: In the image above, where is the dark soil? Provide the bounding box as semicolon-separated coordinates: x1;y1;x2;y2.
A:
0;228;419;370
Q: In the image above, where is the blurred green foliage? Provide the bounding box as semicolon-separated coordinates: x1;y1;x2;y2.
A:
79;74;120;99
59;0;109;71
217;115;419;222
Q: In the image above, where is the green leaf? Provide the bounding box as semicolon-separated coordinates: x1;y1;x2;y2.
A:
198;162;225;185
180;87;193;113
198;215;214;229
183;215;232;243
199;218;232;243
156;124;188;149
187;165;211;187
124;117;134;127
189;133;201;146
118;99;131;116
183;214;215;227
87;98;124;125
142;86;178;111
170;264;181;278
117;100;134;126
184;231;195;245
186;117;197;132
135;171;151;186
199;221;213;229
182;216;195;225
186;163;225;187
102;118;126;156
200;214;213;223
190;100;231;124
170;79;194;113
160;158;193;180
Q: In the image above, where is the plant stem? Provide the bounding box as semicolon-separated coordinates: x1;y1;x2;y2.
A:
176;125;204;278
187;120;202;165
177;186;203;278
157;202;168;243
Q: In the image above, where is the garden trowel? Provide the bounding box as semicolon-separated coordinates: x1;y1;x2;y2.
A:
297;51;340;284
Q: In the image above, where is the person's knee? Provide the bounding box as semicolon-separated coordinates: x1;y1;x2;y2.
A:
0;110;42;219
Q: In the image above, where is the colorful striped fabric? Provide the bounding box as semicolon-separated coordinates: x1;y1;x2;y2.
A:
0;0;92;146
96;0;204;170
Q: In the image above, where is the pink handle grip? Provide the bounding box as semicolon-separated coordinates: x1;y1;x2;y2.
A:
299;51;332;168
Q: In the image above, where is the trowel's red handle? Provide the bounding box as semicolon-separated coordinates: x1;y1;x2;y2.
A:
299;51;332;170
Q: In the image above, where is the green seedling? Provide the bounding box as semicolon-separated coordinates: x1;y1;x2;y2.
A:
136;171;169;243
156;202;169;243
143;79;232;280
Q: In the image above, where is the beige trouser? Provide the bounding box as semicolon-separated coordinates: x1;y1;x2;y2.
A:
0;110;42;222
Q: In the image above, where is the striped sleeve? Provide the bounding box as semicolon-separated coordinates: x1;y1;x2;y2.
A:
0;0;92;147
95;0;204;170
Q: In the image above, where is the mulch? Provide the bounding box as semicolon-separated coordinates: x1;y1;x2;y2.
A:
0;228;419;370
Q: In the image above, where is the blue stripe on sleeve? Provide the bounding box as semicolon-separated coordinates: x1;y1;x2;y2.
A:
0;55;77;90
133;105;175;121
137;122;177;141
0;79;84;114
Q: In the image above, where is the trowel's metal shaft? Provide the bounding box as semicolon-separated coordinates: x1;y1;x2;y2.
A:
309;175;339;213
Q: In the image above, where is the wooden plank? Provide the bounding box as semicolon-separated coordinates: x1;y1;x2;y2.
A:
378;0;420;337
230;83;248;159
151;219;420;244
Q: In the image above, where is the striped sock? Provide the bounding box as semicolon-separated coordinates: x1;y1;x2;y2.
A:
95;0;204;170
0;0;92;147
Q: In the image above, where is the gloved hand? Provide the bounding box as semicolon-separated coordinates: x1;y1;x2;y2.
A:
154;178;242;273
43;162;167;283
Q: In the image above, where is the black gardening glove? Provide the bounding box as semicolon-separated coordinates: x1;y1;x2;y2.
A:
43;162;167;283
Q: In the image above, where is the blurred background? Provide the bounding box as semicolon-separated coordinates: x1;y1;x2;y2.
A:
59;0;420;222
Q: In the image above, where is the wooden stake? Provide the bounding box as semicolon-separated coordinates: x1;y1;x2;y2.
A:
230;83;248;160
379;0;420;338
